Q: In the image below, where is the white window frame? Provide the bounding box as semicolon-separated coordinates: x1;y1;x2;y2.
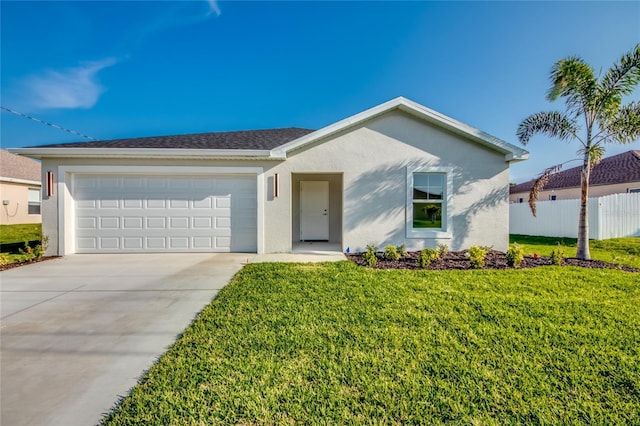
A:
28;188;41;215
406;166;453;239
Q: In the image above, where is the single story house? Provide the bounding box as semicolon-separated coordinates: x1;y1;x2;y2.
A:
12;97;528;256
510;150;640;203
0;149;42;225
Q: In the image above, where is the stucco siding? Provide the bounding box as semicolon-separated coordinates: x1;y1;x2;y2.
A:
38;110;512;255
0;181;42;225
269;111;510;252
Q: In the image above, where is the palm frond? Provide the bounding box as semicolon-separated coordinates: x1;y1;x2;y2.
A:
599;44;640;98
528;164;564;217
599;101;640;144
517;111;579;145
596;45;640;122
547;56;597;116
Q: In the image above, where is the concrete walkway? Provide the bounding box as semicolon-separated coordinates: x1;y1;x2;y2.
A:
0;252;344;426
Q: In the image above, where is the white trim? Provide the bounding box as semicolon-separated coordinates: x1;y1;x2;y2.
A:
10;148;274;160
272;97;529;163
0;176;41;186
56;165;264;255
405;166;453;239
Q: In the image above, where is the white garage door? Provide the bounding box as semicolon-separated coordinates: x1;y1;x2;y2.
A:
74;174;257;253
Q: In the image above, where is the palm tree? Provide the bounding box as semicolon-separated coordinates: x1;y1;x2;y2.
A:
517;45;640;260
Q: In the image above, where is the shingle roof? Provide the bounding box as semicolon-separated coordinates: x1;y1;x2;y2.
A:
33;127;315;150
510;150;640;194
0;149;41;182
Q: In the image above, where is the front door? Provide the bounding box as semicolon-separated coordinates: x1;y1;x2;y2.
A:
300;181;329;241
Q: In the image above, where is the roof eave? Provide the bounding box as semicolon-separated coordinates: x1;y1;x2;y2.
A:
9;147;278;160
0;176;41;185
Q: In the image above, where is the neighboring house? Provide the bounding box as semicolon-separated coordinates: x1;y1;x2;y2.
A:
0;149;42;225
510;150;640;203
12;97;528;256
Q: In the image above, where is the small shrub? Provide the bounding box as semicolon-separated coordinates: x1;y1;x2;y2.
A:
17;240;36;263
384;245;401;261
0;253;10;266
396;244;408;258
34;235;49;259
550;245;565;266
506;243;524;268
418;248;440;268
364;245;378;267
437;243;449;257
468;246;488;269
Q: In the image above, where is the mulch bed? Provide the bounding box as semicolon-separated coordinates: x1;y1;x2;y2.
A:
0;256;60;272
347;250;639;273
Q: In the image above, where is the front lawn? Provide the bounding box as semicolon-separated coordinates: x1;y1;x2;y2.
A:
511;234;640;269
0;223;42;245
103;262;640;424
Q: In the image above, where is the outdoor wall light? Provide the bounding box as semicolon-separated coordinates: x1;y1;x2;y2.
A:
273;173;280;198
46;171;54;197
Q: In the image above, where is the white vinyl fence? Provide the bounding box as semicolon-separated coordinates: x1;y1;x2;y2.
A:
510;192;640;239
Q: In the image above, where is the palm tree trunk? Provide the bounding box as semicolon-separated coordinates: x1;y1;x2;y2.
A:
576;150;591;260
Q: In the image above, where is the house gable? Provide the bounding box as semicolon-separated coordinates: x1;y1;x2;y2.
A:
272;97;528;163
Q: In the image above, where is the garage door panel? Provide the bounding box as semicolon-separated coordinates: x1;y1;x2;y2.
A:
74;174;257;253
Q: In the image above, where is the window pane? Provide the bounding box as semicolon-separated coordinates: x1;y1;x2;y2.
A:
427;174;443;200
413;202;442;229
28;203;41;215
413;173;444;200
413;174;429;187
413;188;428;199
28;188;41;202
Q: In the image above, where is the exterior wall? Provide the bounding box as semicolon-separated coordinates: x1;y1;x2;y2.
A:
0;180;42;225
39;111;512;255
268;111;511;252
510;181;640;203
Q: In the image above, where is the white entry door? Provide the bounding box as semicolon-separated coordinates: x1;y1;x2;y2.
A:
300;181;329;241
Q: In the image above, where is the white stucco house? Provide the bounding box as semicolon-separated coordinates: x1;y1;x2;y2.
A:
12;97;528;256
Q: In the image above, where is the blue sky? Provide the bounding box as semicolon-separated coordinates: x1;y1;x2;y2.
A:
1;1;639;182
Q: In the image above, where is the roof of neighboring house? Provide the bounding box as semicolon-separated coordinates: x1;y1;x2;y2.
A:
0;149;41;183
10;97;529;163
510;150;640;194
31;127;315;150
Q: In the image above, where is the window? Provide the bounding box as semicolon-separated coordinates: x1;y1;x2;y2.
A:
406;167;452;239
518;197;524;203
412;173;444;229
549;195;557;201
28;188;41;215
629;188;640;193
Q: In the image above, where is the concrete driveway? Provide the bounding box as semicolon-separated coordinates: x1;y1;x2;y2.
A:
0;253;251;426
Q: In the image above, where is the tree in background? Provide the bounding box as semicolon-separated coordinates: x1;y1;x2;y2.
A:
517;45;640;260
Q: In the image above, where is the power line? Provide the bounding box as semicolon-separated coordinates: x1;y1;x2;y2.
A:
1;106;97;141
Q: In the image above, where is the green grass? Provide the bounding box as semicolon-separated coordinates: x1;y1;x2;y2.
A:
511;235;640;269
103;262;640;425
0;223;42;245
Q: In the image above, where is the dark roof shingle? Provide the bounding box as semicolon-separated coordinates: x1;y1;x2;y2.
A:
33;127;315;150
0;149;41;182
510;150;640;194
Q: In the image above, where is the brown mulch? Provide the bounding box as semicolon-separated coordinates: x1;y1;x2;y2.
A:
0;256;60;272
347;250;639;273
